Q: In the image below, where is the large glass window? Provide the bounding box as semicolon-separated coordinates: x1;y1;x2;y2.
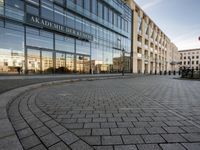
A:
0;0;4;15
26;4;39;16
83;19;90;34
97;1;103;18
76;40;90;55
104;6;108;21
76;0;83;7
75;16;82;31
0;25;24;73
26;27;53;49
84;0;90;11
0;19;3;27
6;0;24;10
55;34;75;53
109;9;113;24
41;0;53;21
76;55;90;73
91;0;97;15
42;51;53;73
54;0;64;5
54;5;64;25
114;13;118;27
56;52;65;73
5;0;24;21
26;0;39;6
66;54;74;72
27;49;40;74
66;12;75;28
117;16;121;29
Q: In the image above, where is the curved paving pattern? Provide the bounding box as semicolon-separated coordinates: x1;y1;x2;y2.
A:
8;76;200;150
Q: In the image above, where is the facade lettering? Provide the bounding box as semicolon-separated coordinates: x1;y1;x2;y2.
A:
27;14;93;41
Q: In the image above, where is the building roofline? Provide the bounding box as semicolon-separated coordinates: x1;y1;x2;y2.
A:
178;48;200;52
131;0;170;40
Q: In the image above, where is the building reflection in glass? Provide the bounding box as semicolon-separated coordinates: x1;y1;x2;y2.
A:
27;49;40;74
0;0;132;74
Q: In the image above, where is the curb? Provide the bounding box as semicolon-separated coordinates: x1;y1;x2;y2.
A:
0;75;134;150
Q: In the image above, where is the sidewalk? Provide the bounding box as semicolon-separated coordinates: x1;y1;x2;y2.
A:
0;73;136;94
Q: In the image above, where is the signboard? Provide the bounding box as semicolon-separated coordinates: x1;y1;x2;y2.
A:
26;14;93;41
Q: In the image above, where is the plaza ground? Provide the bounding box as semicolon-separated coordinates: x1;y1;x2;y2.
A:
3;75;200;149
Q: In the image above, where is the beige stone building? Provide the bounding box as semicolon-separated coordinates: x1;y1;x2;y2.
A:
125;0;179;74
168;43;180;72
179;49;200;70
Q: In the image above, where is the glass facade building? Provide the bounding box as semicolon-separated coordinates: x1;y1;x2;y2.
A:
0;0;132;74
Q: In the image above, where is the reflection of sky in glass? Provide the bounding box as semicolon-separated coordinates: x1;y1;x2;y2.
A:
0;28;24;52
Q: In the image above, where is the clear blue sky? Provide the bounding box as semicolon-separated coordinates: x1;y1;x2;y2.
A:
134;0;200;50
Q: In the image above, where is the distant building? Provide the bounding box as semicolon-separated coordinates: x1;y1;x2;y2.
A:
179;48;200;70
125;0;179;74
168;43;180;72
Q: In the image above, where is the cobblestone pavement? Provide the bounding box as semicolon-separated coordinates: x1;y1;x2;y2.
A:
8;76;200;150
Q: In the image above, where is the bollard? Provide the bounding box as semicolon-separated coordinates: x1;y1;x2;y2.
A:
164;71;167;75
169;71;171;75
160;71;162;75
173;71;176;75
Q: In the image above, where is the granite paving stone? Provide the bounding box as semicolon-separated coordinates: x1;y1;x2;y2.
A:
59;131;79;145
161;134;187;142
92;128;110;135
142;134;165;144
122;135;144;144
110;128;129;135
160;143;186;150
20;135;41;149
182;143;200;150
128;128;148;135
40;133;60;147
6;76;200;149
136;144;162;150
102;136;123;145
81;136;101;145
114;145;137;150
48;142;70;150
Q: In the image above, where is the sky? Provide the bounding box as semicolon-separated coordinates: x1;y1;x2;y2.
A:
134;0;200;50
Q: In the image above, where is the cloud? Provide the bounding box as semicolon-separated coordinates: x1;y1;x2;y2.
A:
141;0;163;10
172;25;200;50
175;37;200;50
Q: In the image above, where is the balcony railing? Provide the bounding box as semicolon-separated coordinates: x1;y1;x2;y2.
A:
150;47;153;52
155;50;158;54
144;45;148;50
